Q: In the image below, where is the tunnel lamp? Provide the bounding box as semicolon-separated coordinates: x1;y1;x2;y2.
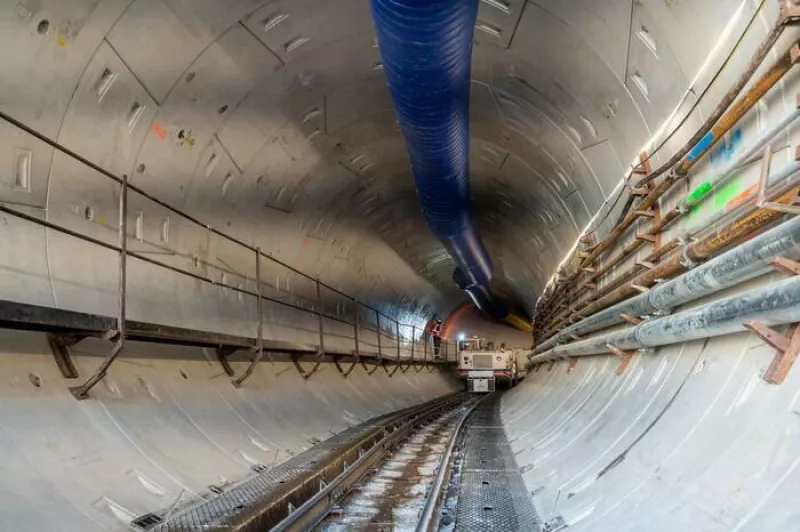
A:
458;333;466;341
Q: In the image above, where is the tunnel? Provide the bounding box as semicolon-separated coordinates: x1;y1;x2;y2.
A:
1;0;800;530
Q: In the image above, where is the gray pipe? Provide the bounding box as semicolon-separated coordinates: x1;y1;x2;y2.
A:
693;103;800;210
534;216;800;354
684;156;800;236
530;274;800;364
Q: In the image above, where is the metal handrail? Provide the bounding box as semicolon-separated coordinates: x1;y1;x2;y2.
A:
0;110;449;395
0;109;425;331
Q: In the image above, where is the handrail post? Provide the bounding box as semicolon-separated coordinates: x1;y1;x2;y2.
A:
395;320;401;362
233;248;263;388
352;298;360;360
375;309;382;363
316;278;325;356
70;174;128;399
411;325;415;361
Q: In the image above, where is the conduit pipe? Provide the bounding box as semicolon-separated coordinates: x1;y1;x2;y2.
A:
371;0;528;330
535;216;800;354
543;182;800;337
583;41;795;272
545;102;800;320
530;274;800;364
542;33;798;312
543;124;800;337
540;168;800;342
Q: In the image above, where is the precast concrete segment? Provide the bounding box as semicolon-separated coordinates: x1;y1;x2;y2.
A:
0;329;458;531
505;328;800;530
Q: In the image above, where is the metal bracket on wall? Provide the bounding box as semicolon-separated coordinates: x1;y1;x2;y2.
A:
291;351;325;381
231;347;264;388
69;174;129;400
46;331;112;379
619;313;644;326
566;357;578;374
607;344;636;375
333;352;358;378
361;355;380;376
744;320;800;384
770;256;800;275
232;248;266;388
215;346;238;377
757;145;800;214
386;359;401;377
779;1;800;25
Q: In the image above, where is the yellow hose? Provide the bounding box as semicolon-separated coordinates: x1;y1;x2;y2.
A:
504;313;532;333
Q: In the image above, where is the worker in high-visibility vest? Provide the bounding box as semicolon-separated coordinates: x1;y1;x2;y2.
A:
431;318;442;357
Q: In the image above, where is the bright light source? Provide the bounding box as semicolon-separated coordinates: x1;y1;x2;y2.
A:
458;333;466;341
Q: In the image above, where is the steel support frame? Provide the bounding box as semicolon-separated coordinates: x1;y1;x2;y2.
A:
333;298;359;377
744;321;800;384
607;344;637;375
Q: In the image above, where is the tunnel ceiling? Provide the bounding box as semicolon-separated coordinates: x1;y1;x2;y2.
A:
0;0;764;323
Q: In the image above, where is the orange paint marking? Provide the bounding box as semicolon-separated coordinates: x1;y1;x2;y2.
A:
725;183;758;211
151;122;167;141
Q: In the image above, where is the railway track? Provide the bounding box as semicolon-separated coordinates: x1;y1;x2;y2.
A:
272;395;480;532
152;391;538;531
314;398;478;531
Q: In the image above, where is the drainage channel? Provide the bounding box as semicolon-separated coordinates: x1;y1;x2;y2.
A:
315;398;479;531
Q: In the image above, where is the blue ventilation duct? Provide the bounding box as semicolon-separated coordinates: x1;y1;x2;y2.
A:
372;0;512;321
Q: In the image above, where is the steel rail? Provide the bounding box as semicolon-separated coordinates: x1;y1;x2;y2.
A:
415;396;483;532
269;393;472;532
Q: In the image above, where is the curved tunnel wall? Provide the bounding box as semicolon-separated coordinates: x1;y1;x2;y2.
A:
0;328;459;530
503;323;800;530
0;0;799;530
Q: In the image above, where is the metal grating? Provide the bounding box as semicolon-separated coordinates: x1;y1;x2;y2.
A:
455;394;541;531
151;423;379;531
150;398;452;530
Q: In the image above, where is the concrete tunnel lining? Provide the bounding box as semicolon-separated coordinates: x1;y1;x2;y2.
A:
1;0;800;530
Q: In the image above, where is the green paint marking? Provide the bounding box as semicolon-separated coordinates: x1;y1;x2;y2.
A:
684;180;712;207
713;179;742;210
